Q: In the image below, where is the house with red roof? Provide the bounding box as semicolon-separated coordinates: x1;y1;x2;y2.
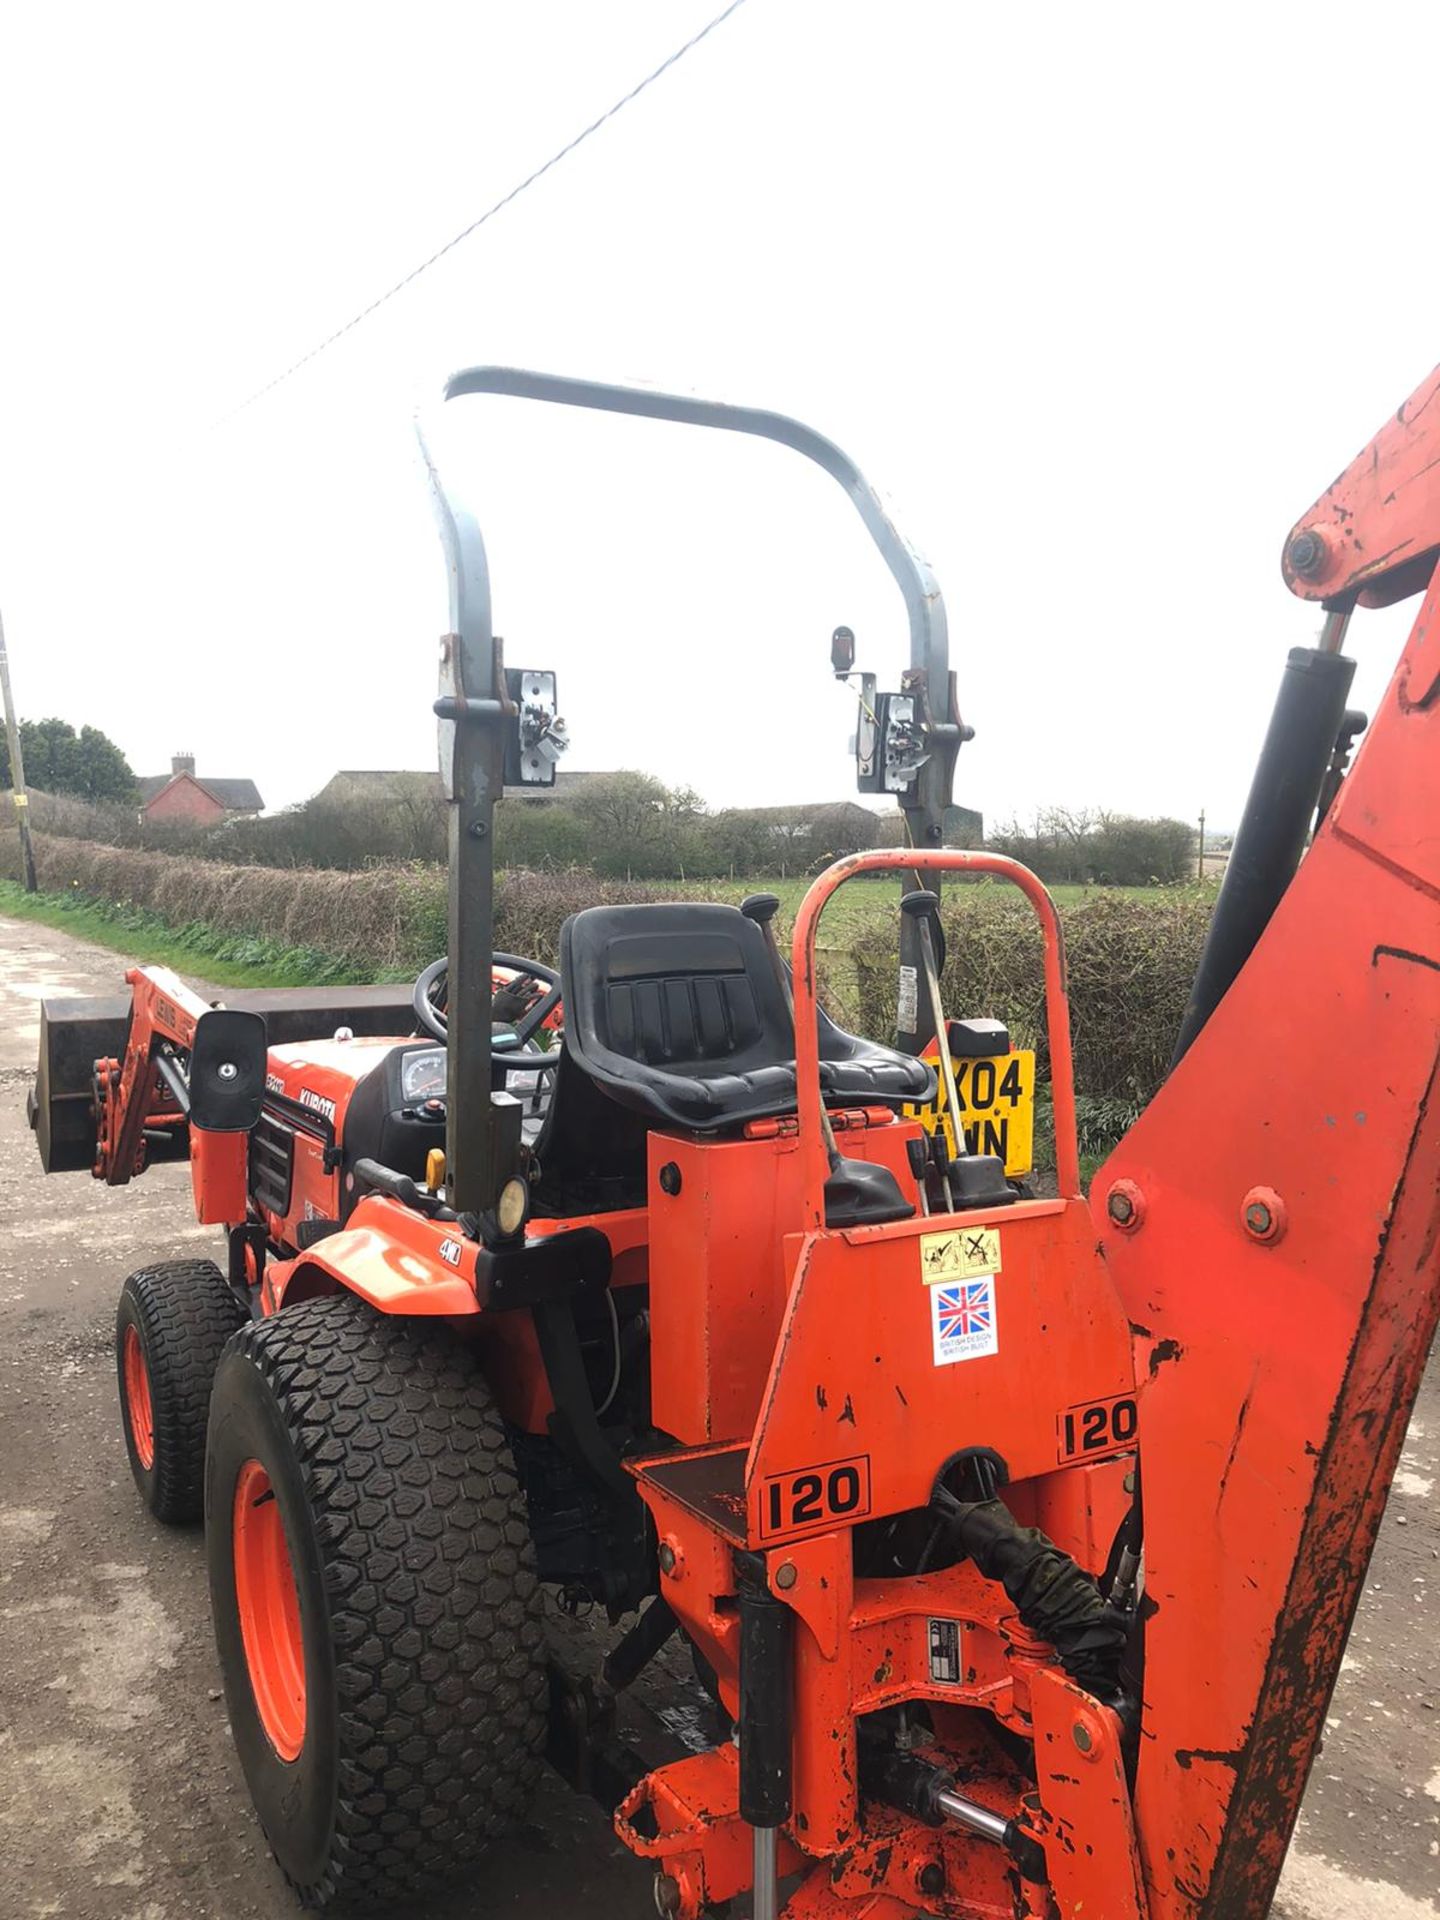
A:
138;753;264;824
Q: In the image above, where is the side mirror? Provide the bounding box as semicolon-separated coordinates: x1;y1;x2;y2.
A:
831;625;856;676
190;1008;267;1132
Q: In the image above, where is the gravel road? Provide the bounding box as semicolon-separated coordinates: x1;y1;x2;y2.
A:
0;912;1434;1919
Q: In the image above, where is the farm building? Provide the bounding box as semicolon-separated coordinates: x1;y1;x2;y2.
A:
137;754;263;823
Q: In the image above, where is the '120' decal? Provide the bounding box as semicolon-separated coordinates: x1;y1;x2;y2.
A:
1057;1394;1138;1463
758;1454;872;1538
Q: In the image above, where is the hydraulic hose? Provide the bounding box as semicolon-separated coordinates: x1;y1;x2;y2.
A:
933;1491;1129;1699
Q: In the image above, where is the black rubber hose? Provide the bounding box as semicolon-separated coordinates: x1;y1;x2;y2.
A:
936;1492;1129;1699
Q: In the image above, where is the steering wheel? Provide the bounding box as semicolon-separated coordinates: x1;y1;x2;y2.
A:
412;953;563;1072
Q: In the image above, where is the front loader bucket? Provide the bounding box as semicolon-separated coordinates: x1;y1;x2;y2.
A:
29;994;127;1172
29;983;419;1175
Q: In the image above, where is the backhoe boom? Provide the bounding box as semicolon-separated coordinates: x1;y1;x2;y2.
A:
1094;358;1440;1917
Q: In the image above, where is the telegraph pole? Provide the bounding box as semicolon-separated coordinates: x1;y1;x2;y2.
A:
0;608;37;892
1197;807;1206;884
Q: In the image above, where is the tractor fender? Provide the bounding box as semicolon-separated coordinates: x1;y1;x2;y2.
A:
270;1194;479;1317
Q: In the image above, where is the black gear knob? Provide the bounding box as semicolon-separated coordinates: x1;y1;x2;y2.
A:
899;889;942;918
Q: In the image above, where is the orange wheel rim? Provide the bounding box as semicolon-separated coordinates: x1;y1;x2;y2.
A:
122;1325;155;1470
233;1458;307;1761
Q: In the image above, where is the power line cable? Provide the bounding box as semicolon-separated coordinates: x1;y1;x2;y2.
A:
212;0;751;428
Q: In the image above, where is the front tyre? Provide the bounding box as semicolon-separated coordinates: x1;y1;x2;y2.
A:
116;1259;247;1522
205;1296;548;1910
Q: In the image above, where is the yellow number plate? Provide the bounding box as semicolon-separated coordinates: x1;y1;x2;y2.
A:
904;1047;1037;1179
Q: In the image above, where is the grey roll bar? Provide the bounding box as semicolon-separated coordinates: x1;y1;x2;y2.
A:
420;366;957;1208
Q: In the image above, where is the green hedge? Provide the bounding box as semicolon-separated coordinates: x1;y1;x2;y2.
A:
0;833;676;974
0;833;1211;1119
852;884;1212;1107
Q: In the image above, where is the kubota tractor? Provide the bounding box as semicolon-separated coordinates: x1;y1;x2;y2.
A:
28;364;1440;1920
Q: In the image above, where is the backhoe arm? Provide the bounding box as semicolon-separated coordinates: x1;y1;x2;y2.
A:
1093;361;1440;1919
1284;361;1440;609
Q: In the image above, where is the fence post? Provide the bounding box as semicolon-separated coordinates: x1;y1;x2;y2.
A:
0;608;37;893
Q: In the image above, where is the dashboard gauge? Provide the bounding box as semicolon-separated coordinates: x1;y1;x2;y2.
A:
400;1047;448;1102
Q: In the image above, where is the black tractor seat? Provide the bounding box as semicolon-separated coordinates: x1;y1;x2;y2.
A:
558;902;935;1133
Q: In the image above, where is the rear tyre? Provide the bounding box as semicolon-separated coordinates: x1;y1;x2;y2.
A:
116;1259;248;1523
206;1295;548;1910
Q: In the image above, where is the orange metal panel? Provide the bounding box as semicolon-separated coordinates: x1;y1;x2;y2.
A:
257;1039;395;1246
647;1122;923;1446
1030;1454;1132;1575
269;1193;480;1316
745;1198;1136;1541
1329;587;1440;900
807;1798;1024;1919
631;1472;743;1717
614;1745;804;1920
1283;360;1440;605
846;1563;1020;1721
1029;1666;1146;1918
190;1127;247;1225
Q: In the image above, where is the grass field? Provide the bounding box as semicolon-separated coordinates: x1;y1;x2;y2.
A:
753;873;1193;926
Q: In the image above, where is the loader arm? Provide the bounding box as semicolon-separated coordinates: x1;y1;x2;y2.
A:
94;964;265;1227
1094;363;1440;1918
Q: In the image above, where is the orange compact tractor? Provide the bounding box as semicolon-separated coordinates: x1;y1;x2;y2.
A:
29;364;1440;1918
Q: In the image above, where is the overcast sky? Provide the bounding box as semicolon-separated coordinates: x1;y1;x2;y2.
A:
0;1;1433;829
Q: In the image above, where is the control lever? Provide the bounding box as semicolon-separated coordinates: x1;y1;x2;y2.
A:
905;1137;932;1217
352;1157;458;1222
900;890;960;1210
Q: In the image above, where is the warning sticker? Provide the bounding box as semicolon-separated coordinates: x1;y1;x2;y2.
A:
927;1618;962;1684
918;1224;1002;1284
930;1273;999;1366
896;964;919;1033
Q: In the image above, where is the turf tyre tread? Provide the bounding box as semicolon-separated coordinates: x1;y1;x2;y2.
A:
207;1295;547;1910
116;1258;247;1522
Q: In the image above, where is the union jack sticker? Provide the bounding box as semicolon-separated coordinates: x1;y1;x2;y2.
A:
930;1275;998;1367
